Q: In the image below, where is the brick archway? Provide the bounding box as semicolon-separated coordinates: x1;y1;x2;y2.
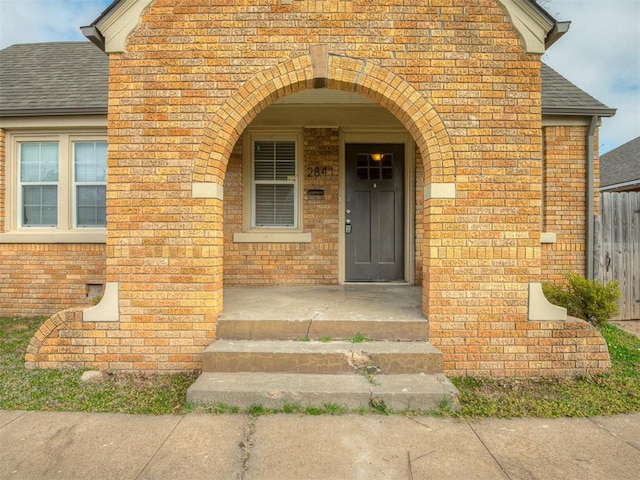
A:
192;47;454;187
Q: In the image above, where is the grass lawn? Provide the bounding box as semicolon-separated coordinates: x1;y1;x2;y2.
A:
1;317;639;417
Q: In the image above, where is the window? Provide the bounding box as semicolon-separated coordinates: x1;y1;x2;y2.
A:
235;130;310;243
253;140;297;227
19;142;59;227
74;142;107;227
2;131;107;243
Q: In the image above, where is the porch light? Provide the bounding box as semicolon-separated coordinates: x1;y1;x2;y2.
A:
370;153;385;162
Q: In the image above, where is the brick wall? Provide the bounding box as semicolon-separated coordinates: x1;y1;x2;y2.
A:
0;129;5;233
541;125;600;282
25;0;609;376
0;244;106;317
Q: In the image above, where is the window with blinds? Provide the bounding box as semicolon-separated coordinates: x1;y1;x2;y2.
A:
253;140;297;227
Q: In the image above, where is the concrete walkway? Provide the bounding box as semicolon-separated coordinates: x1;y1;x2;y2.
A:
1;410;639;479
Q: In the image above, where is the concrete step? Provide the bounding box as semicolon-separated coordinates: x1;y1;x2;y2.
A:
216;318;428;341
186;372;459;411
201;340;443;375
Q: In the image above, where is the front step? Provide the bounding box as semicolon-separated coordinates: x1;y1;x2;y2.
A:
216;318;428;341
187;285;458;411
202;340;443;375
187;372;459;411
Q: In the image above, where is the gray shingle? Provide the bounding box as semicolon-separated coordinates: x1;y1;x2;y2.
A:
0;43;614;120
541;63;615;116
0;42;108;116
600;136;640;188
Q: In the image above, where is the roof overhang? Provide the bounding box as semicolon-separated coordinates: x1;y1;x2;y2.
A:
498;0;565;53
600;179;640;192
542;106;617;117
84;0;567;55
82;0;153;53
0;107;108;118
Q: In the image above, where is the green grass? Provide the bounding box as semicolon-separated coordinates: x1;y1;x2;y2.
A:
0;317;197;414
451;323;640;418
2;317;639;417
349;332;369;343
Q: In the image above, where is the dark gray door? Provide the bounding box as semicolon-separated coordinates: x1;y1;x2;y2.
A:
345;143;404;281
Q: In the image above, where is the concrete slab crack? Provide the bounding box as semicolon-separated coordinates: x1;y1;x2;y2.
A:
588;417;640;453
305;293;349;338
304;319;313;340
463;419;512;480
407;450;436;480
134;415;184;480
239;415;257;480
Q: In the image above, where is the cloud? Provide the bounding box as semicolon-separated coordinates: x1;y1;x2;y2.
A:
0;0;111;49
544;0;640;152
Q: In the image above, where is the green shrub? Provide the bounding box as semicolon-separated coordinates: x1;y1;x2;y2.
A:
542;272;620;327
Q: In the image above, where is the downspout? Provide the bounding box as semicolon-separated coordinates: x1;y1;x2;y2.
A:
586;115;598;280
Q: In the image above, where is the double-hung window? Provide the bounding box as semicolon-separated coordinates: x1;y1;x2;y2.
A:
19;142;59;227
3;132;107;243
74;142;107;228
253;140;297;228
236;130;309;243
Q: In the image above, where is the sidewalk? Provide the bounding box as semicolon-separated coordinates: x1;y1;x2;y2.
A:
1;410;639;479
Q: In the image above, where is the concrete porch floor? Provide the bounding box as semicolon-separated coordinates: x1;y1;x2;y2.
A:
220;284;425;322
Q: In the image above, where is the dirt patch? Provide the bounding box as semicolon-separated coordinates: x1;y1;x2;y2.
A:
611;321;640;338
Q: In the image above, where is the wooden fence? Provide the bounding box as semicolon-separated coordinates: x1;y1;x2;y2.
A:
594;192;640;320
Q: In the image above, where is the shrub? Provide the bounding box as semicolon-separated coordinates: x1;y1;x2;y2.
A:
542;272;620;327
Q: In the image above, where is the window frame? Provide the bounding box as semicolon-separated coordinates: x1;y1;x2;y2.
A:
72;140;107;229
2;130;107;243
251;139;298;228
235;129;310;243
18;140;60;228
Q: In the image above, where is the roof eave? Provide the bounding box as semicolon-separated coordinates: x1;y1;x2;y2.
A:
521;0;569;50
600;179;640;192
81;0;121;51
542;106;617;118
0;107;108;117
81;25;106;51
545;21;571;49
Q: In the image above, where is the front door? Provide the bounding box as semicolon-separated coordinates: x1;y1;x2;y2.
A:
345;143;404;281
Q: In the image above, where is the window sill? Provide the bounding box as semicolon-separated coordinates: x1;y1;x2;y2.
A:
233;231;313;243
0;230;107;244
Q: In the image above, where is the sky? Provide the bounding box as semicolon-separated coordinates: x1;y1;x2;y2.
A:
0;0;638;153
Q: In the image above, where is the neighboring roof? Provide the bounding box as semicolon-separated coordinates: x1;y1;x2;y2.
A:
541;63;616;117
0;42;108;116
0;42;615;121
600;136;640;190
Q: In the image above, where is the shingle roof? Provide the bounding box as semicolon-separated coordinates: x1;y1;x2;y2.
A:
600;136;640;189
541;63;615;117
0;42;108;116
0;42;615;120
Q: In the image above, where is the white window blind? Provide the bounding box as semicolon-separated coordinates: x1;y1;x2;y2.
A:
253;140;296;227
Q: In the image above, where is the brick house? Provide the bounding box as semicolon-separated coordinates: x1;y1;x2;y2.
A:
0;0;617;378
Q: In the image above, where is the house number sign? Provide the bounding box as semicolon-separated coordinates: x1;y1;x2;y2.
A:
306;166;334;177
